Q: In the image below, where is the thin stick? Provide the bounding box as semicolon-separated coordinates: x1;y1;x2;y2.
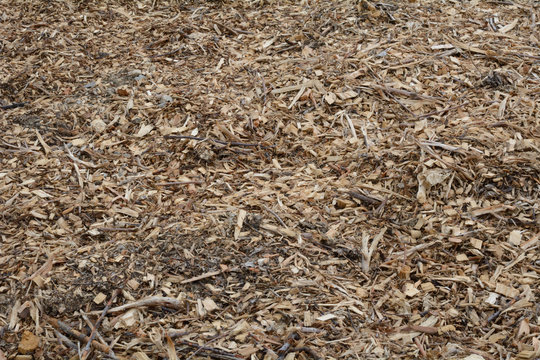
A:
414;101;469;119
81;314;118;360
420;140;463;152
162;350;240;360
54;329;78;350
176;339;242;359
348;191;382;205
398;325;438;334
258;71;268;105
155;181;203;186
105;296;183;314
186;333;228;360
211;20;240;35
168;330;191;339
461;347;496;360
181;270;222;284
385;91;415;115
344;113;358;139
356;183;413;201
164;135;274;149
64;144;98;168
369;84;444;101
415;139;474;181
151;47;181;58
414;336;427;358
289;346;322;360
35;129;51;155
81;289;120;360
24;254;54;282
44;315;111;353
98;227;139;232
487;295;522;323
262;205;287;227
1;102;27;110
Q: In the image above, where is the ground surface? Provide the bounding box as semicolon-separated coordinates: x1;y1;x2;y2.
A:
0;0;539;359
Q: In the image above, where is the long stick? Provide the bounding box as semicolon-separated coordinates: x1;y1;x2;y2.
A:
44;315;110;353
105;296;184;314
80;289;120;360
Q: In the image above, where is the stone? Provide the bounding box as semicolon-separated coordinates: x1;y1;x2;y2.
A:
18;330;39;354
91;118;107;133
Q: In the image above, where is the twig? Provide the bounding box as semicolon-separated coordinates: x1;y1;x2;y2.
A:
1;102;27;110
181;270;222;284
289;347;322;360
288;84;306;109
277;343;291;358
271;80;316;94
369;84;444;101
414;101;469;119
64;144;98;168
155;181;203;186
346;308;359;334
277;332;297;360
151;47;181;58
415;139;474;181
398;325;438;334
262;205;287;227
344;112;358;139
54;329;78;350
80;289;120;360
98;227;139;232
415;336;427;358
145;37;170;50
175;339;242;360
35;129;51;155
361;227;387;273
385;91;416;115
24;254;54;282
275;44;301;54
104;296;184;314
385;241;439;261
356;183;413;201
276;332;322;360
168;330;191;339
249;332;279;355
44;315;111;354
462;347;496;360
186;333;229;360
298;327;325;334
258;71;268;105
0;139;40;155
164;135;274;149
487;295;522;324
211;20;239;35
81;313;118;359
348;191;382;205
420;140;464;152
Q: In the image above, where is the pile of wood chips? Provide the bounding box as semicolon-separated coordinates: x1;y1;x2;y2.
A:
0;0;538;359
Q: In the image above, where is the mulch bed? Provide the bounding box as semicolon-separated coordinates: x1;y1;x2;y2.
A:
1;0;538;359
